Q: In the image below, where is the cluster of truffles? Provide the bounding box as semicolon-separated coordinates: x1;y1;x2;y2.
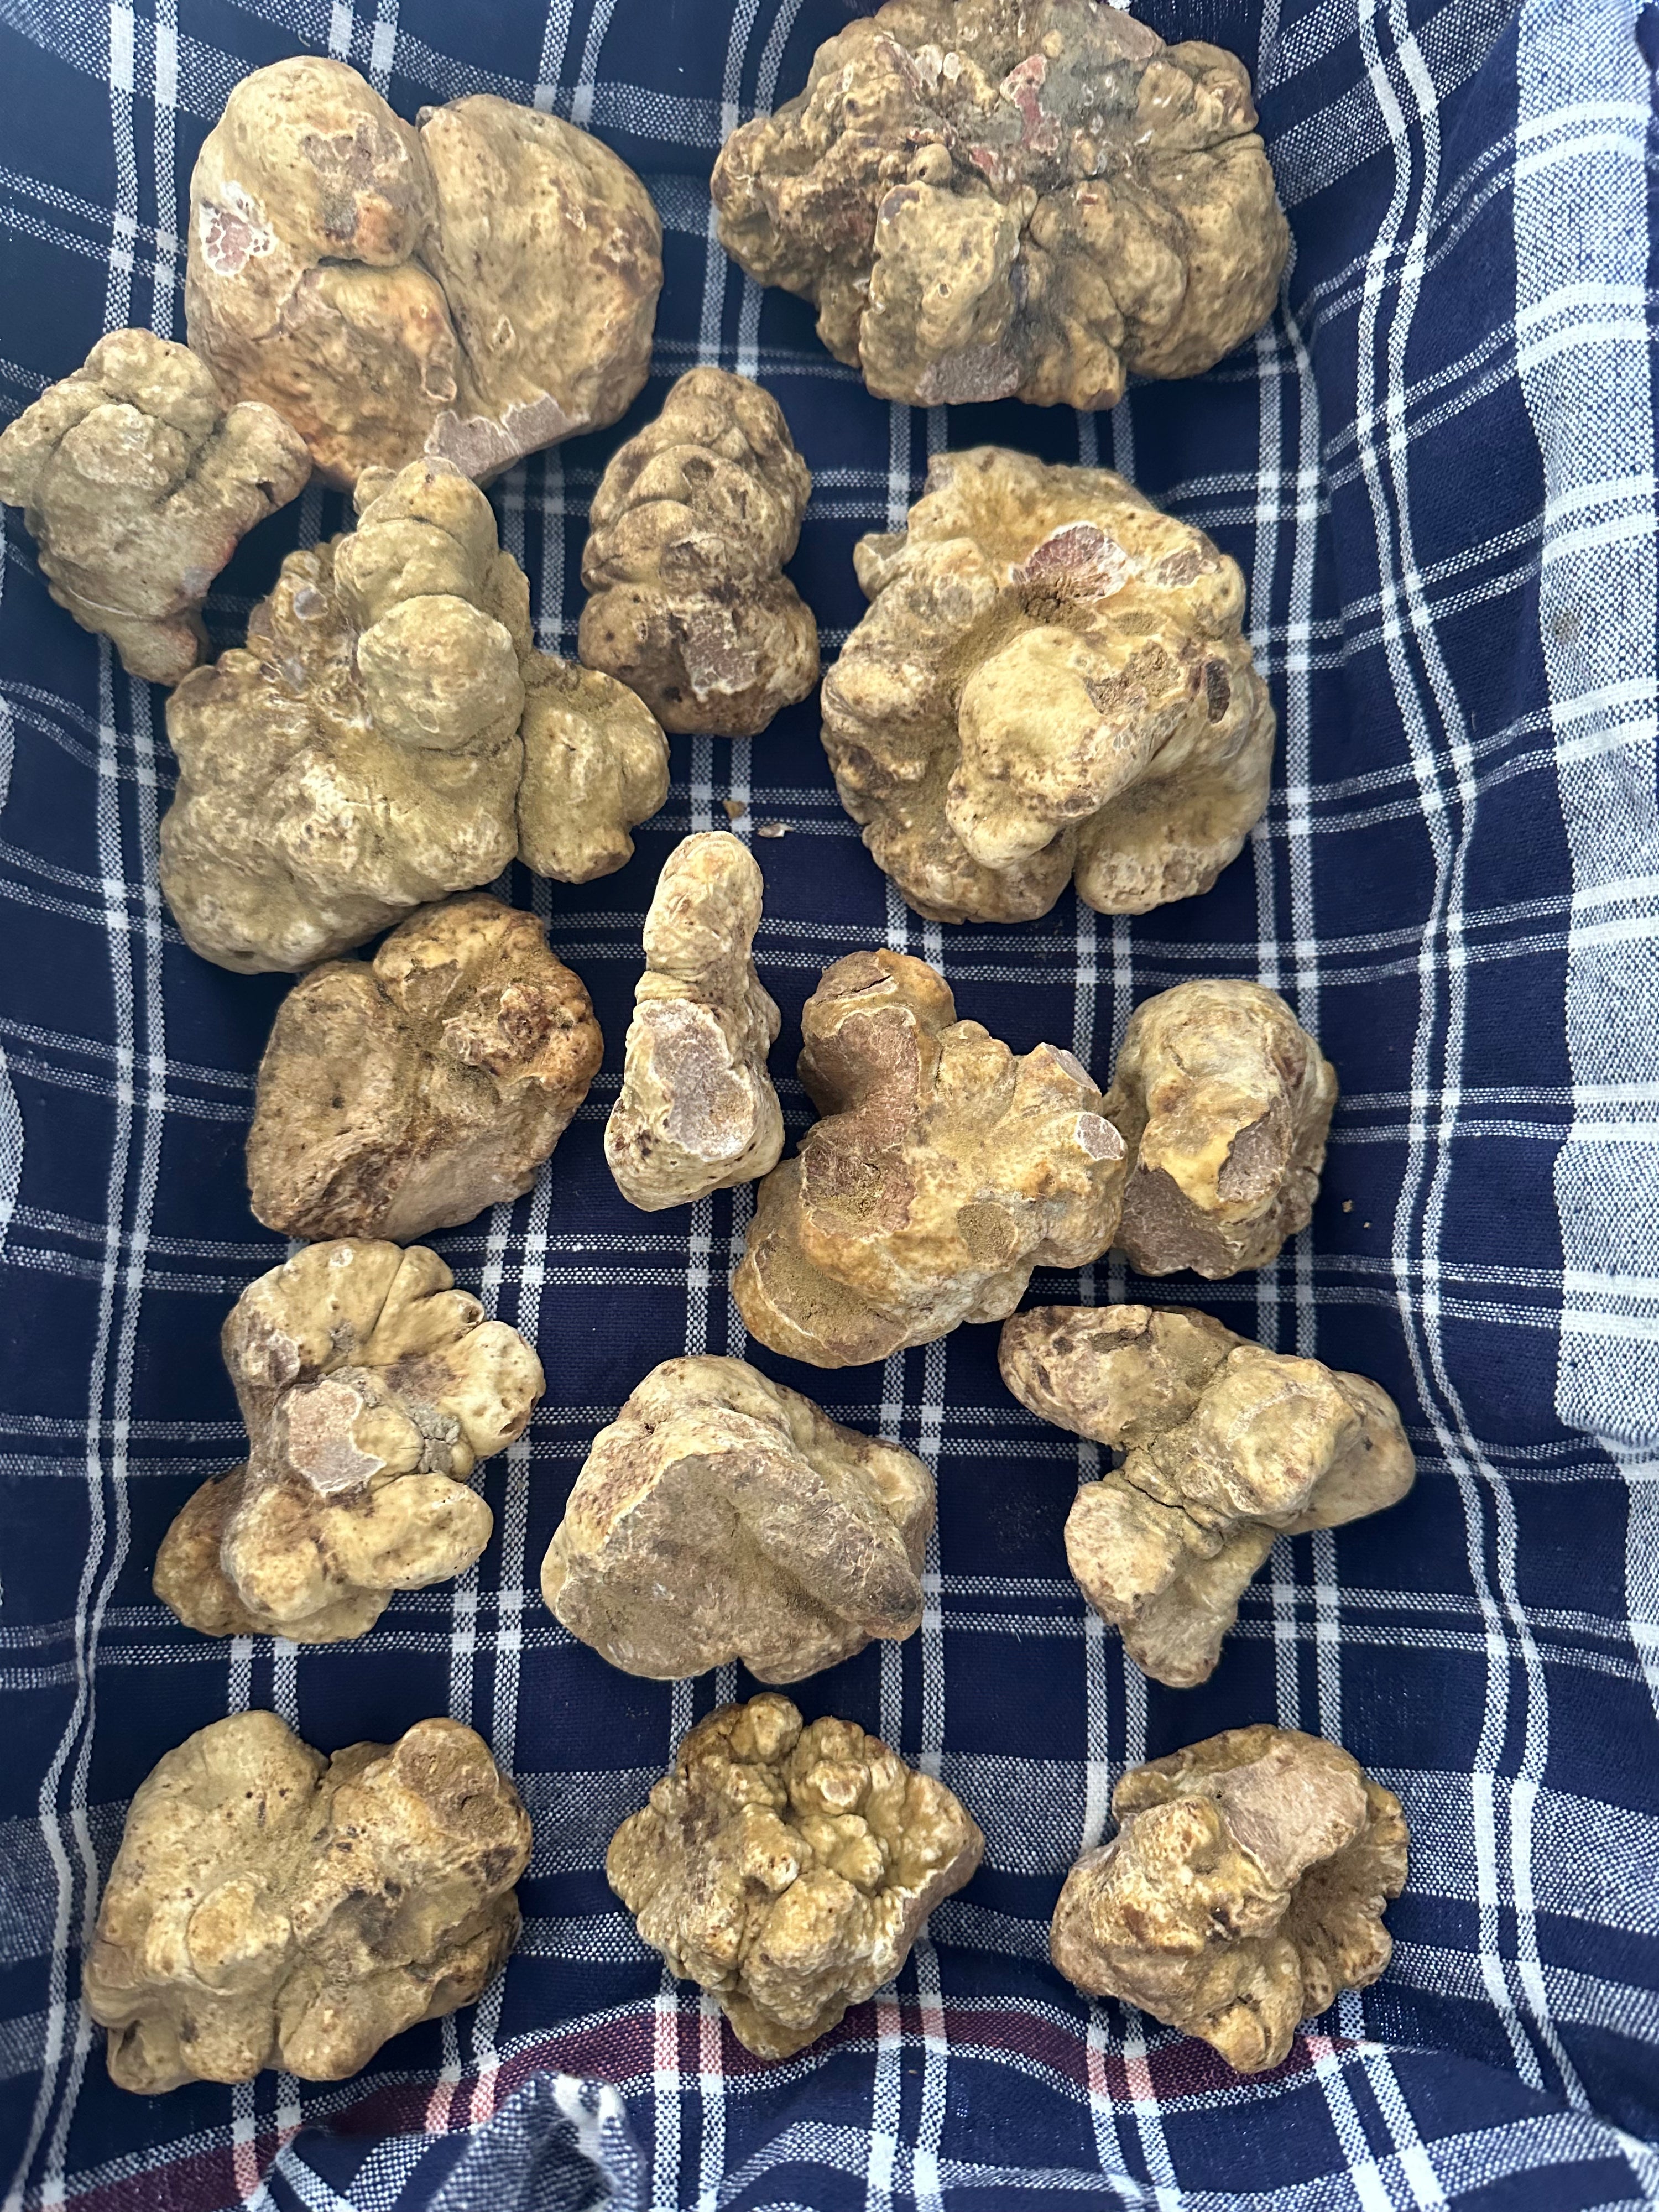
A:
713;0;1287;410
48;16;1426;2108
823;447;1276;924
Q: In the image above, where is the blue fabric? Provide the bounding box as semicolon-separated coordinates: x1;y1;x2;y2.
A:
2;0;1657;2206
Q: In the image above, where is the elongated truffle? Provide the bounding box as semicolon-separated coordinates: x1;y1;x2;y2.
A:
609;1694;983;2057
712;0;1286;410
85;1710;530;2090
578;368;818;738
543;1355;935;1679
1051;1725;1407;2073
247;894;603;1242
606;833;782;1211
0;328;309;682
153;1240;544;1642
1000;1305;1415;1684
186;57;662;487
1106;980;1337;1277
733;947;1125;1366
822;447;1275;924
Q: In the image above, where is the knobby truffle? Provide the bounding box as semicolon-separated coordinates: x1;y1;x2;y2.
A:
822;447;1275;924
1000;1305;1415;1685
712;0;1287;410
0;328;309;683
154;1240;544;1642
1106;979;1337;1277
578;368;818;738
85;1710;530;2090
608;1694;983;2057
543;1355;935;1680
159;456;667;972
247;893;603;1242
187;56;662;487
606;833;783;1211
1051;1725;1407;2073
733;947;1125;1366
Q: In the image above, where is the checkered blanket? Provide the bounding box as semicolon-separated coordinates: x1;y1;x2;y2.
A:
2;0;1656;2205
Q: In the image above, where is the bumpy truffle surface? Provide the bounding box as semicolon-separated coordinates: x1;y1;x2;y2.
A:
159;457;668;973
1000;1305;1415;1685
1051;1725;1407;2073
712;0;1286;411
247;894;603;1242
153;1240;544;1642
606;834;782;1211
608;1694;982;2057
543;1355;935;1680
1106;980;1336;1278
186;57;662;488
85;1710;530;2091
0;328;309;683
822;447;1274;925
578;369;818;738
733;948;1125;1366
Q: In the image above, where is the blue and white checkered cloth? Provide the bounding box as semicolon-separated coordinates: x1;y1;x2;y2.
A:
2;1;1657;2205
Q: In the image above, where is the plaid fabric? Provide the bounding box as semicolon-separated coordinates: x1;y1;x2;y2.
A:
1;0;1657;2204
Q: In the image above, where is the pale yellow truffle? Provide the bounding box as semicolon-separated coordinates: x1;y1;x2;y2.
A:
733;947;1125;1366
85;1710;530;2091
153;1240;544;1643
1051;1725;1407;2073
0;328;309;682
712;0;1287;410
609;1694;983;2058
543;1355;935;1680
186;56;662;488
822;448;1275;925
1000;1305;1415;1684
606;834;783;1212
1106;979;1337;1277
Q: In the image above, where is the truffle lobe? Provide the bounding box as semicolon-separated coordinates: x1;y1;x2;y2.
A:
246;892;603;1243
1000;1305;1415;1685
822;447;1275;925
186;57;661;488
606;833;783;1211
542;1354;935;1679
1050;1724;1407;2073
0;328;309;682
1105;979;1337;1277
578;367;818;738
84;1709;530;2091
733;947;1126;1366
608;1693;983;2057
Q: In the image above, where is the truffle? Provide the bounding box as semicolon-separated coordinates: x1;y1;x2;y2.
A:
608;1693;983;2057
578;368;818;738
542;1355;935;1679
1000;1305;1415;1685
821;446;1275;924
1051;1724;1407;2073
246;893;603;1243
605;833;782;1211
0;328;309;684
1105;980;1337;1277
186;56;662;488
158;456;668;973
712;0;1286;411
153;1240;544;1642
733;947;1125;1366
85;1710;530;2091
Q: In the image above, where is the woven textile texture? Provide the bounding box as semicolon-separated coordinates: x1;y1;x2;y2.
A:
1;0;1657;2204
